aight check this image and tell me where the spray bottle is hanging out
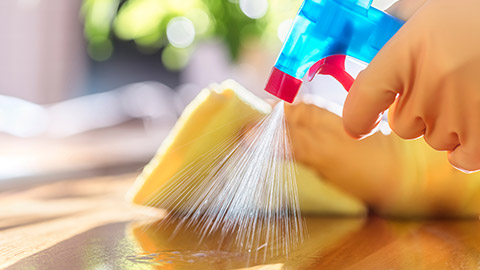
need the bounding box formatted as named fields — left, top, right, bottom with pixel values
left=265, top=0, right=404, bottom=103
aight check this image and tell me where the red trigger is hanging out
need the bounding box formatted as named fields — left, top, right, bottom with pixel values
left=307, top=55, right=354, bottom=92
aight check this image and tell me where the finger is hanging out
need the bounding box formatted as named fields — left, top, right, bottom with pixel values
left=448, top=144, right=480, bottom=173
left=310, top=106, right=348, bottom=140
left=342, top=70, right=398, bottom=139
left=343, top=20, right=414, bottom=139
left=285, top=103, right=310, bottom=127
left=387, top=102, right=426, bottom=140
left=423, top=126, right=460, bottom=152
left=288, top=126, right=317, bottom=165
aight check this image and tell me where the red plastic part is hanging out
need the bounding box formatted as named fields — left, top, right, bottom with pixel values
left=307, top=55, right=354, bottom=91
left=265, top=67, right=302, bottom=103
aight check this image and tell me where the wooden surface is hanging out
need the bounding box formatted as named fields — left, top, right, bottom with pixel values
left=0, top=174, right=150, bottom=269
left=2, top=174, right=480, bottom=269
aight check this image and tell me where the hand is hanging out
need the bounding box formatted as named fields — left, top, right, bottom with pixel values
left=285, top=101, right=403, bottom=210
left=286, top=101, right=480, bottom=217
left=343, top=0, right=480, bottom=172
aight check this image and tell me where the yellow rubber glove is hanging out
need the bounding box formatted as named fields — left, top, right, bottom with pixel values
left=286, top=101, right=480, bottom=218
left=343, top=0, right=480, bottom=172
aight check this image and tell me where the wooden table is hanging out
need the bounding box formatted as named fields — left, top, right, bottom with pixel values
left=2, top=173, right=480, bottom=269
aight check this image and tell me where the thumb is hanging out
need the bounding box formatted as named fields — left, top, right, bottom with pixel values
left=448, top=145, right=480, bottom=173
left=342, top=70, right=397, bottom=139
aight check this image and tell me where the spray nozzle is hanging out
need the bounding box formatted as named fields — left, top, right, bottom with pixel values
left=265, top=0, right=404, bottom=103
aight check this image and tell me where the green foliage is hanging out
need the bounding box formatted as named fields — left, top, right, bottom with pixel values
left=201, top=0, right=265, bottom=60
left=81, top=0, right=301, bottom=69
left=82, top=0, right=120, bottom=61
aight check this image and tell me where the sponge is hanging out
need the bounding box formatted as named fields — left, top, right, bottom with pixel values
left=127, top=80, right=366, bottom=216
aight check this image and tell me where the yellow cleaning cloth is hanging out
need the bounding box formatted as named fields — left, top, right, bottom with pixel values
left=127, top=80, right=366, bottom=216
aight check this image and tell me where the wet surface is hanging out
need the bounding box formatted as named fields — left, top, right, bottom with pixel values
left=4, top=173, right=480, bottom=270
left=8, top=216, right=480, bottom=269
left=126, top=250, right=247, bottom=268
left=6, top=217, right=362, bottom=270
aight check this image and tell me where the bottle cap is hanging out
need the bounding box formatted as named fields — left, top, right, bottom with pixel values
left=264, top=67, right=302, bottom=103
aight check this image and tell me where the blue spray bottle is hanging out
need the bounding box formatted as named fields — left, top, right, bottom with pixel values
left=265, top=0, right=404, bottom=103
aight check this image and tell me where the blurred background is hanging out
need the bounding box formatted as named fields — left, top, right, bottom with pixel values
left=0, top=0, right=397, bottom=185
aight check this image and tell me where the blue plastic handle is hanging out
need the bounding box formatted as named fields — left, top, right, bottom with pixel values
left=274, top=0, right=404, bottom=79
